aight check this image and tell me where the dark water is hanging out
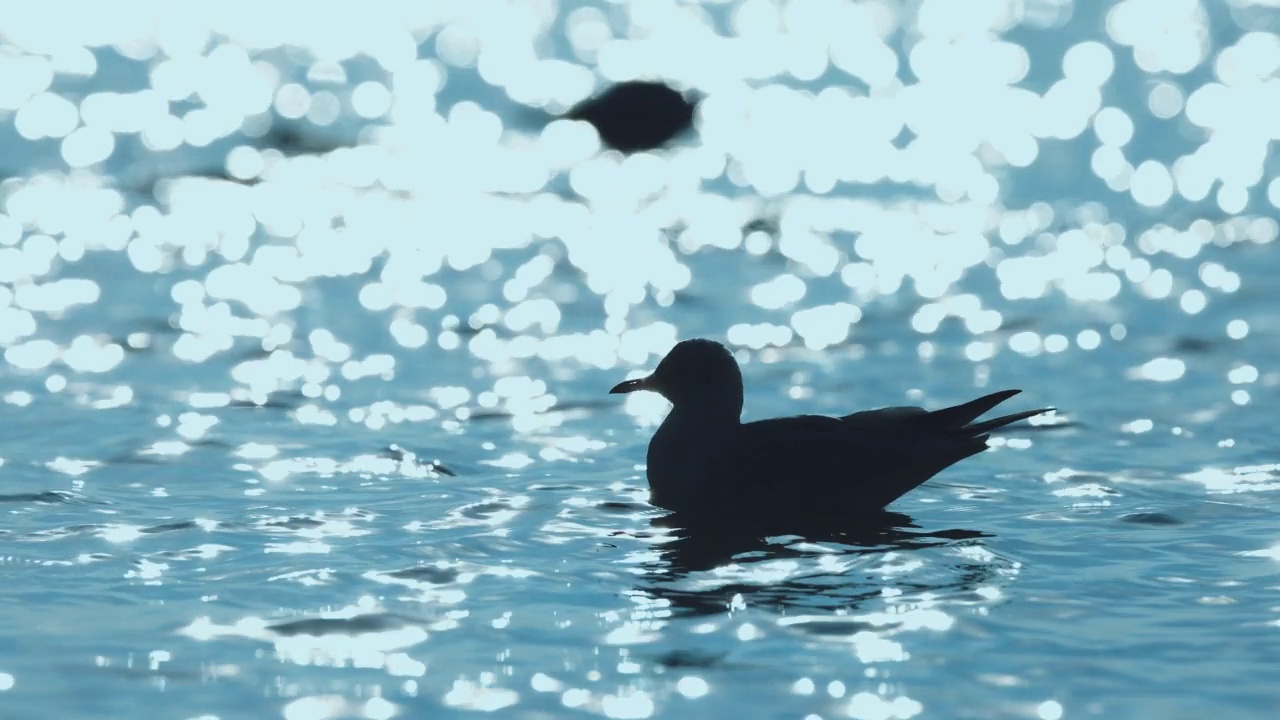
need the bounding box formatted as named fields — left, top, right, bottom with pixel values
left=2, top=2, right=1279, bottom=719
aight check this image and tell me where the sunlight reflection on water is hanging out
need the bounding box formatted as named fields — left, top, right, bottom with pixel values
left=1, top=0, right=1279, bottom=718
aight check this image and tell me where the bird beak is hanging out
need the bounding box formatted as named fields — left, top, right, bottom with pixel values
left=609, top=376, right=652, bottom=394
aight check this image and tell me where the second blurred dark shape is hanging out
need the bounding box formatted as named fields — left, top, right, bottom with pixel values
left=566, top=80, right=697, bottom=153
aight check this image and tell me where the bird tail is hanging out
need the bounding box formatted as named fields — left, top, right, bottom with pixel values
left=926, top=389, right=1051, bottom=437
left=963, top=407, right=1052, bottom=435
left=841, top=390, right=1051, bottom=510
left=925, top=389, right=1020, bottom=429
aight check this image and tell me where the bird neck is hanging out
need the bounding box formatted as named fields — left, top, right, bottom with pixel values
left=668, top=396, right=742, bottom=425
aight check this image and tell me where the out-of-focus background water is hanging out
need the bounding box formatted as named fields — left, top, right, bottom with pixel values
left=1, top=1, right=1279, bottom=718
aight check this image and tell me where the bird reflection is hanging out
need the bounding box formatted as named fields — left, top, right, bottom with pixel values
left=633, top=510, right=994, bottom=618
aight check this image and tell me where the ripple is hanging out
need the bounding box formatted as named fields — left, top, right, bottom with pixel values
left=1119, top=512, right=1184, bottom=526
left=0, top=490, right=86, bottom=505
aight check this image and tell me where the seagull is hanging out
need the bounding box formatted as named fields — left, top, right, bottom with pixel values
left=610, top=339, right=1051, bottom=524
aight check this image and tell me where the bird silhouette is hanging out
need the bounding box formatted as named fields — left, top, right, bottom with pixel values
left=610, top=339, right=1051, bottom=525
left=566, top=80, right=697, bottom=153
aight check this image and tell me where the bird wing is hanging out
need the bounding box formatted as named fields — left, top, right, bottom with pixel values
left=725, top=391, right=1047, bottom=514
left=730, top=413, right=934, bottom=512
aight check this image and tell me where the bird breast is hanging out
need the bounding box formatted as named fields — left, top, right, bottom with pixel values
left=645, top=409, right=735, bottom=509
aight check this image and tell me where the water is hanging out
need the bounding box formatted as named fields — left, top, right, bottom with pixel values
left=2, top=2, right=1279, bottom=718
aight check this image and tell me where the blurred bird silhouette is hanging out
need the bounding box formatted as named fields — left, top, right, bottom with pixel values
left=566, top=80, right=698, bottom=153
left=611, top=339, right=1052, bottom=526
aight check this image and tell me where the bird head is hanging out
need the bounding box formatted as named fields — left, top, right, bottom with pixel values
left=609, top=339, right=744, bottom=417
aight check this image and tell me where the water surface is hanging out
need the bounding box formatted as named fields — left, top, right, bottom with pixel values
left=2, top=2, right=1279, bottom=718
